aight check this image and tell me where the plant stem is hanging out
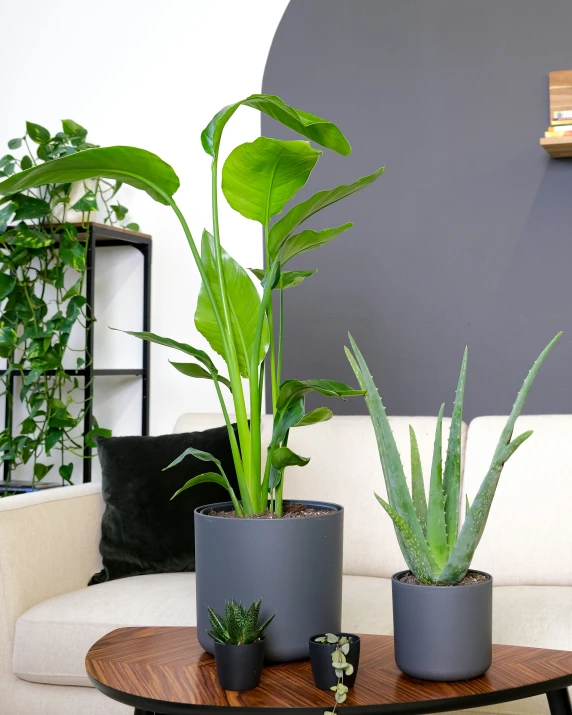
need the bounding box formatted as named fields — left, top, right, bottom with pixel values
left=211, top=160, right=253, bottom=507
left=264, top=227, right=278, bottom=411
left=168, top=194, right=253, bottom=513
left=277, top=288, right=284, bottom=388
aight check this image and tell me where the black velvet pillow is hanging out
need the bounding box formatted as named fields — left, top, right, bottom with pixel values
left=89, top=424, right=238, bottom=585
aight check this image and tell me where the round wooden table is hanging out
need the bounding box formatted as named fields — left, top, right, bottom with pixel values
left=85, top=627, right=572, bottom=715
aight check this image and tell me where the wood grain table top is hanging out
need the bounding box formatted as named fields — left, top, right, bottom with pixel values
left=85, top=627, right=572, bottom=715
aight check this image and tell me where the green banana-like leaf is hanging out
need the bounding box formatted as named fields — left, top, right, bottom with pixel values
left=249, top=267, right=317, bottom=290
left=194, top=230, right=269, bottom=377
left=222, top=138, right=321, bottom=224
left=426, top=404, right=448, bottom=570
left=374, top=493, right=436, bottom=584
left=163, top=446, right=226, bottom=475
left=268, top=167, right=385, bottom=259
left=271, top=446, right=310, bottom=470
left=276, top=378, right=364, bottom=411
left=201, top=94, right=351, bottom=159
left=170, top=360, right=232, bottom=392
left=171, top=471, right=243, bottom=516
left=0, top=146, right=179, bottom=205
left=409, top=426, right=427, bottom=537
left=439, top=331, right=562, bottom=583
left=171, top=471, right=228, bottom=498
left=439, top=431, right=533, bottom=584
left=294, top=407, right=333, bottom=427
left=271, top=397, right=304, bottom=446
left=112, top=328, right=216, bottom=371
left=345, top=336, right=439, bottom=576
left=443, top=347, right=467, bottom=551
left=280, top=223, right=353, bottom=264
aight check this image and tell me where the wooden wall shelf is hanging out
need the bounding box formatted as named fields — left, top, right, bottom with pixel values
left=540, top=136, right=572, bottom=158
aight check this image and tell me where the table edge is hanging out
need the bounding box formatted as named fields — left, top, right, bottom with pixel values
left=87, top=671, right=572, bottom=715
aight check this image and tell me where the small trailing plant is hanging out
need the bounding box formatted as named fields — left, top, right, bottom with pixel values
left=0, top=120, right=137, bottom=487
left=0, top=95, right=382, bottom=514
left=314, top=634, right=354, bottom=715
left=207, top=599, right=275, bottom=645
left=345, top=332, right=562, bottom=586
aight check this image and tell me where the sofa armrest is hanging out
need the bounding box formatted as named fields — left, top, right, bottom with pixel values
left=0, top=483, right=104, bottom=679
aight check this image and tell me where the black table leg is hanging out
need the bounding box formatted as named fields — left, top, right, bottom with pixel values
left=134, top=709, right=155, bottom=715
left=547, top=689, right=572, bottom=715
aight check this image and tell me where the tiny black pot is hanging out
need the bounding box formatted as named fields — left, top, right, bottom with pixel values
left=392, top=570, right=493, bottom=681
left=214, top=639, right=265, bottom=691
left=309, top=634, right=361, bottom=690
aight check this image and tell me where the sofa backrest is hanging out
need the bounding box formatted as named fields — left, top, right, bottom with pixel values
left=173, top=413, right=467, bottom=579
left=465, top=415, right=572, bottom=587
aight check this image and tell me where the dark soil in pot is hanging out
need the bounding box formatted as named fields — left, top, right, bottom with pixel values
left=195, top=500, right=344, bottom=663
left=214, top=639, right=265, bottom=691
left=392, top=570, right=493, bottom=681
left=309, top=634, right=360, bottom=690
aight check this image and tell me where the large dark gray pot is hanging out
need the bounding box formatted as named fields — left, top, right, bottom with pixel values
left=195, top=500, right=343, bottom=663
left=392, top=570, right=493, bottom=681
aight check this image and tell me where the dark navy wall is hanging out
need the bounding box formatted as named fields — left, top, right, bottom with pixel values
left=263, top=0, right=572, bottom=419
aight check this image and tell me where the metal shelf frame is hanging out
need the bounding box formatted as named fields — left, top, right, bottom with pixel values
left=2, top=222, right=152, bottom=484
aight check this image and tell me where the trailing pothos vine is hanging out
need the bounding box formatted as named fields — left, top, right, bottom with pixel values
left=0, top=119, right=137, bottom=488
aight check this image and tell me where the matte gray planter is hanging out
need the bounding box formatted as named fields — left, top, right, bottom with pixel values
left=392, top=570, right=493, bottom=681
left=195, top=500, right=343, bottom=663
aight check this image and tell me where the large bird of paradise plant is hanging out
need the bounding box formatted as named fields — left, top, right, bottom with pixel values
left=0, top=95, right=384, bottom=516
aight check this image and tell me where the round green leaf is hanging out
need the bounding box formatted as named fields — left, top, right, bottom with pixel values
left=222, top=137, right=321, bottom=224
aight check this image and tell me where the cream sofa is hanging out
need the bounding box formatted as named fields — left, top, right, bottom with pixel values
left=0, top=413, right=571, bottom=715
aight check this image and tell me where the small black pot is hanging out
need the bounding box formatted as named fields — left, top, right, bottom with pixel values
left=309, top=633, right=361, bottom=690
left=214, top=639, right=265, bottom=691
left=392, top=570, right=493, bottom=681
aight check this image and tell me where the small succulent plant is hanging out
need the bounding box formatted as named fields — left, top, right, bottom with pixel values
left=345, top=332, right=562, bottom=586
left=314, top=633, right=354, bottom=715
left=207, top=599, right=275, bottom=645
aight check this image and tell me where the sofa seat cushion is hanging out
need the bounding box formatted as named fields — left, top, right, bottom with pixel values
left=13, top=572, right=197, bottom=687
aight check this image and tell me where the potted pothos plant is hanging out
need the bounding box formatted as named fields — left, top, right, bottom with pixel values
left=0, top=95, right=384, bottom=661
left=345, top=332, right=561, bottom=681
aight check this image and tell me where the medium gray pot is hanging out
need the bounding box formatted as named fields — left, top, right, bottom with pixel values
left=392, top=570, right=493, bottom=681
left=195, top=500, right=343, bottom=663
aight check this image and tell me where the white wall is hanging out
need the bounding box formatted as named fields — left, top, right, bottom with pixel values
left=0, top=0, right=289, bottom=482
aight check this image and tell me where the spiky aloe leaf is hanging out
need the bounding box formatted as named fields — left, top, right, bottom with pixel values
left=374, top=494, right=436, bottom=584
left=439, top=328, right=561, bottom=584
left=426, top=404, right=448, bottom=570
left=443, top=347, right=467, bottom=551
left=345, top=336, right=439, bottom=578
left=409, top=426, right=427, bottom=536
left=439, top=430, right=532, bottom=583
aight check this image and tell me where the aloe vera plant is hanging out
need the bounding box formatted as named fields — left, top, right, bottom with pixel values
left=345, top=332, right=562, bottom=585
left=207, top=599, right=275, bottom=645
left=0, top=95, right=383, bottom=516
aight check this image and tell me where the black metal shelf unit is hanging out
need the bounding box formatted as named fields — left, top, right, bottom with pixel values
left=1, top=222, right=152, bottom=485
